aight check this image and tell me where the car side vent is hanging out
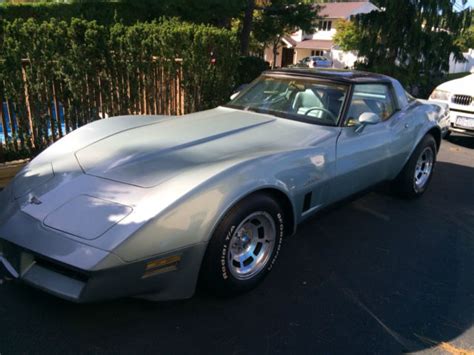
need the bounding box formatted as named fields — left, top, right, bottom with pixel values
left=452, top=95, right=473, bottom=106
left=303, top=192, right=312, bottom=212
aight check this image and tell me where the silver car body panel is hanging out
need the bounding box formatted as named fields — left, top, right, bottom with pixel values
left=0, top=70, right=444, bottom=302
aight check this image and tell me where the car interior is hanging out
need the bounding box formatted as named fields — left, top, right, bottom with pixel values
left=290, top=87, right=346, bottom=124
left=345, top=85, right=395, bottom=126
left=230, top=79, right=394, bottom=127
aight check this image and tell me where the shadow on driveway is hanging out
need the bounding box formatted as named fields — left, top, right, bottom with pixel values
left=447, top=134, right=474, bottom=149
left=0, top=162, right=473, bottom=354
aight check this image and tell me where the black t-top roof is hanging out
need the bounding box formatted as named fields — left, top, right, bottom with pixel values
left=266, top=68, right=393, bottom=84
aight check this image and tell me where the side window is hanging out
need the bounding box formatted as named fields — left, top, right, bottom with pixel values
left=344, top=84, right=395, bottom=126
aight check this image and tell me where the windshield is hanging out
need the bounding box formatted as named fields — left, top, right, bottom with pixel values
left=226, top=76, right=349, bottom=126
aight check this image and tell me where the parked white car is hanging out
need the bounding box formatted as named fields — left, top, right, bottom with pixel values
left=429, top=73, right=474, bottom=137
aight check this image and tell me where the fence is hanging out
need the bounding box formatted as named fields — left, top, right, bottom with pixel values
left=0, top=18, right=239, bottom=162
left=449, top=49, right=474, bottom=74
left=1, top=58, right=186, bottom=151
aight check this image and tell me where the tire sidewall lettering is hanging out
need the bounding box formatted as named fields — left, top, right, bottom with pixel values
left=268, top=212, right=284, bottom=272
left=219, top=211, right=284, bottom=281
left=220, top=225, right=236, bottom=280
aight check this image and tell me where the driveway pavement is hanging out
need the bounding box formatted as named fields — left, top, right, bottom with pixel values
left=0, top=134, right=473, bottom=355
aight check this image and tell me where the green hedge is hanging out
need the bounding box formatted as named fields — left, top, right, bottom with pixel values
left=0, top=18, right=239, bottom=157
left=0, top=1, right=243, bottom=27
left=237, top=56, right=270, bottom=86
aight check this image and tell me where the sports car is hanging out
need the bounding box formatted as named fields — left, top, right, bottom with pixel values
left=0, top=69, right=446, bottom=302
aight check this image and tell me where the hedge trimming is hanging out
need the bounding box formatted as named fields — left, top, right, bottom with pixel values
left=0, top=18, right=239, bottom=158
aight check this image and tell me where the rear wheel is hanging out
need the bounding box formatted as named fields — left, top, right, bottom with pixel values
left=201, top=194, right=285, bottom=295
left=392, top=134, right=437, bottom=199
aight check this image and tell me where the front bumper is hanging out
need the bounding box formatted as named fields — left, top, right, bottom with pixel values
left=0, top=210, right=207, bottom=303
left=449, top=110, right=474, bottom=136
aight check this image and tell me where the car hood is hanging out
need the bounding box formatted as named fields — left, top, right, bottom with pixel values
left=436, top=74, right=474, bottom=95
left=73, top=107, right=329, bottom=188
left=1, top=107, right=338, bottom=249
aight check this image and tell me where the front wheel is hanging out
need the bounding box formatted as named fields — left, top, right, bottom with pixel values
left=201, top=194, right=285, bottom=296
left=392, top=134, right=437, bottom=199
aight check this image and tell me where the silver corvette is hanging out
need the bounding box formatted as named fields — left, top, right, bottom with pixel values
left=0, top=69, right=447, bottom=302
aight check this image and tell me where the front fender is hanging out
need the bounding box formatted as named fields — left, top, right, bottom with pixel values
left=112, top=154, right=297, bottom=264
left=392, top=102, right=442, bottom=178
left=406, top=121, right=441, bottom=164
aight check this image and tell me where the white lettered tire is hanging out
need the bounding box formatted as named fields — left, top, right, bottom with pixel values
left=393, top=134, right=437, bottom=199
left=201, top=193, right=285, bottom=295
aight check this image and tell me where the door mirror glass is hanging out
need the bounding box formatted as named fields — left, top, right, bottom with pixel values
left=358, top=112, right=382, bottom=125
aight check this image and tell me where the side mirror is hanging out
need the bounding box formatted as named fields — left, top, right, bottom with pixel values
left=355, top=112, right=381, bottom=133
left=230, top=84, right=249, bottom=101
left=359, top=112, right=382, bottom=125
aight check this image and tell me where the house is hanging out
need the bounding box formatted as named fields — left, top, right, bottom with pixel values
left=264, top=1, right=379, bottom=68
left=449, top=49, right=474, bottom=73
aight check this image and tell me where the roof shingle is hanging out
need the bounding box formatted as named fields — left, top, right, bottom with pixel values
left=317, top=1, right=372, bottom=19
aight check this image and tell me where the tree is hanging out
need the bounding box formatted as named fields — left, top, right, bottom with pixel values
left=456, top=14, right=474, bottom=52
left=121, top=0, right=245, bottom=28
left=240, top=0, right=256, bottom=55
left=456, top=26, right=474, bottom=52
left=253, top=0, right=319, bottom=68
left=339, top=0, right=472, bottom=91
left=333, top=19, right=360, bottom=52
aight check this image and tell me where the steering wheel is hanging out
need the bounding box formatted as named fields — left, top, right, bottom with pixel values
left=304, top=107, right=337, bottom=122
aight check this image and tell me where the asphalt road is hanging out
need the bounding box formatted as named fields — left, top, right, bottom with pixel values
left=0, top=134, right=473, bottom=355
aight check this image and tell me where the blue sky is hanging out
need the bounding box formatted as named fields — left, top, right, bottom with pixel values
left=457, top=0, right=474, bottom=9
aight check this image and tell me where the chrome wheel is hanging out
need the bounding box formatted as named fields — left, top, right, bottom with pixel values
left=414, top=147, right=434, bottom=192
left=227, top=211, right=276, bottom=281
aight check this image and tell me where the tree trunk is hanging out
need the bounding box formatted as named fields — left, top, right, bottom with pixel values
left=240, top=0, right=256, bottom=56
left=272, top=37, right=281, bottom=69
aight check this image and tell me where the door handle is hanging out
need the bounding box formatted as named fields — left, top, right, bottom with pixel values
left=404, top=123, right=410, bottom=129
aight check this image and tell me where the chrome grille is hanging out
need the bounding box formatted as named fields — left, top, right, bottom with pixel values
left=452, top=95, right=473, bottom=106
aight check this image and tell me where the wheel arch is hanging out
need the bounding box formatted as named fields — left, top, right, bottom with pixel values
left=426, top=126, right=441, bottom=151
left=196, top=186, right=296, bottom=291
left=252, top=188, right=296, bottom=238
left=207, top=186, right=297, bottom=245
left=392, top=125, right=441, bottom=181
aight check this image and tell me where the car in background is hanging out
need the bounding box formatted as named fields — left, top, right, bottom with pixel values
left=429, top=73, right=474, bottom=137
left=295, top=56, right=333, bottom=68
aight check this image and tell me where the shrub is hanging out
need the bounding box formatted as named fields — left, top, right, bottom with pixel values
left=236, top=56, right=270, bottom=86
left=0, top=18, right=239, bottom=159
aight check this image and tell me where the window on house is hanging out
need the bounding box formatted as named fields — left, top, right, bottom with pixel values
left=318, top=20, right=332, bottom=31
left=311, top=50, right=324, bottom=56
